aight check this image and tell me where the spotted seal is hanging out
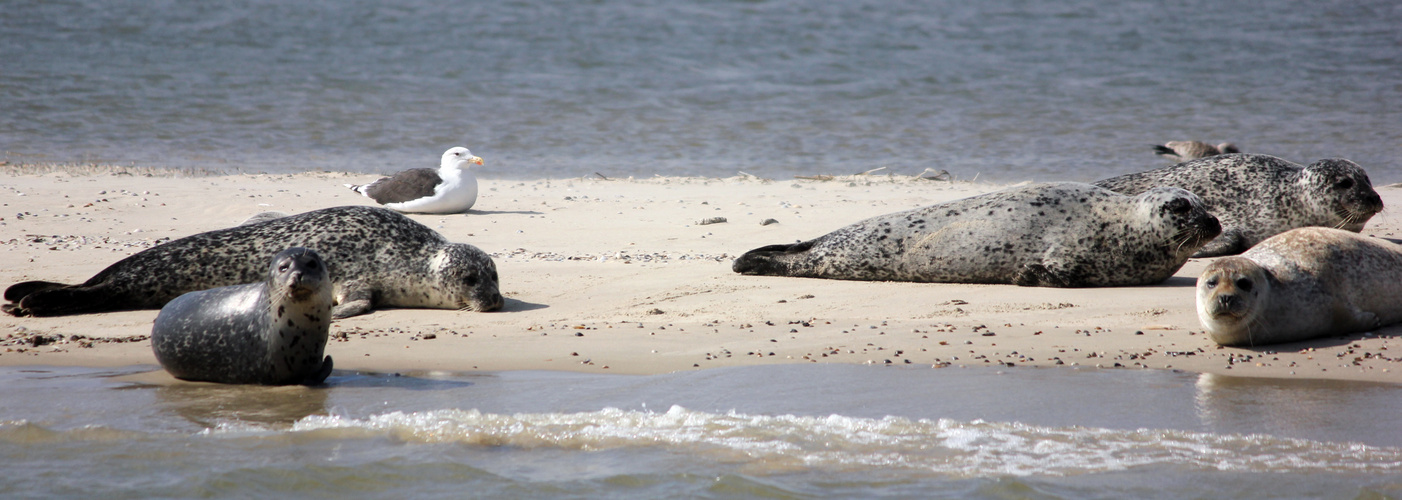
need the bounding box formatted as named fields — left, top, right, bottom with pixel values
left=733, top=182, right=1220, bottom=287
left=4, top=206, right=504, bottom=318
left=152, top=247, right=334, bottom=385
left=1196, top=227, right=1402, bottom=346
left=1094, top=153, right=1383, bottom=257
left=1152, top=140, right=1239, bottom=162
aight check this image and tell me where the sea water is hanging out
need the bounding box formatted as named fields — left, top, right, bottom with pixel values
left=2, top=0, right=1399, bottom=182
left=1, top=364, right=1400, bottom=498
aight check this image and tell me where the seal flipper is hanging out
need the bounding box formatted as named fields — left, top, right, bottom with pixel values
left=1014, top=263, right=1090, bottom=288
left=1191, top=230, right=1247, bottom=258
left=302, top=355, right=333, bottom=386
left=733, top=241, right=816, bottom=276
left=332, top=280, right=375, bottom=318
left=10, top=283, right=125, bottom=317
left=4, top=280, right=70, bottom=302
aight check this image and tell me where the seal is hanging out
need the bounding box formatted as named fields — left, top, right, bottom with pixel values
left=1196, top=227, right=1402, bottom=346
left=733, top=182, right=1221, bottom=287
left=1094, top=153, right=1383, bottom=257
left=1152, top=140, right=1239, bottom=162
left=4, top=206, right=504, bottom=318
left=151, top=247, right=335, bottom=385
left=238, top=211, right=290, bottom=226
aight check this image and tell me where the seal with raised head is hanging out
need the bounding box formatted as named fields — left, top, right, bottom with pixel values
left=1094, top=153, right=1383, bottom=257
left=4, top=206, right=504, bottom=318
left=733, top=182, right=1221, bottom=287
left=152, top=247, right=335, bottom=385
left=1196, top=227, right=1402, bottom=346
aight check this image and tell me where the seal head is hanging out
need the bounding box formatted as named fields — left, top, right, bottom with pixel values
left=1297, top=158, right=1384, bottom=232
left=1196, top=257, right=1271, bottom=346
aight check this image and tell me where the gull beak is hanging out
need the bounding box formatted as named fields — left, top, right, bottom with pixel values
left=470, top=156, right=484, bottom=166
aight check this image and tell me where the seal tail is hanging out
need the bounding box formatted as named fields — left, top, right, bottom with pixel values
left=5, top=282, right=124, bottom=317
left=1151, top=144, right=1176, bottom=157
left=5, top=280, right=70, bottom=302
left=733, top=240, right=816, bottom=276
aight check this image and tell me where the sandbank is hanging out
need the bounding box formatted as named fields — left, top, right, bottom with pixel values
left=3, top=165, right=1401, bottom=383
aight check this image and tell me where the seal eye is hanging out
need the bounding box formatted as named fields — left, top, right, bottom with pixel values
left=465, top=276, right=478, bottom=287
left=1235, top=278, right=1253, bottom=292
left=1335, top=178, right=1355, bottom=190
left=1204, top=277, right=1219, bottom=288
left=1167, top=198, right=1192, bottom=214
left=279, top=263, right=290, bottom=273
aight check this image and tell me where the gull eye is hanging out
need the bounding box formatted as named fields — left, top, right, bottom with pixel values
left=1235, top=278, right=1253, bottom=292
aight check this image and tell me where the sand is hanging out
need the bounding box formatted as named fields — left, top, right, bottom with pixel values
left=3, top=166, right=1402, bottom=383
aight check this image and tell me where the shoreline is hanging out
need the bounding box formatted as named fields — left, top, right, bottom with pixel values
left=3, top=167, right=1402, bottom=383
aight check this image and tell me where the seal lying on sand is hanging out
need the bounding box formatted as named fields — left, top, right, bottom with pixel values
left=733, top=182, right=1220, bottom=287
left=1152, top=140, right=1239, bottom=162
left=152, top=247, right=334, bottom=385
left=1095, top=154, right=1383, bottom=257
left=1197, top=227, right=1402, bottom=346
left=4, top=206, right=503, bottom=318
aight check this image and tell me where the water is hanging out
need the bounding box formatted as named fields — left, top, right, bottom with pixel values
left=2, top=364, right=1400, bottom=498
left=3, top=0, right=1399, bottom=182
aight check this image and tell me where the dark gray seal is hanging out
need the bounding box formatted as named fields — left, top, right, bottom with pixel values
left=1095, top=153, right=1383, bottom=257
left=1196, top=227, right=1402, bottom=346
left=4, top=205, right=503, bottom=318
left=152, top=247, right=334, bottom=385
left=733, top=182, right=1221, bottom=287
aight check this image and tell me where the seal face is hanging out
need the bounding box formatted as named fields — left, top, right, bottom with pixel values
left=4, top=206, right=504, bottom=318
left=1095, top=153, right=1383, bottom=257
left=152, top=247, right=335, bottom=385
left=1197, top=227, right=1402, bottom=346
left=733, top=182, right=1221, bottom=287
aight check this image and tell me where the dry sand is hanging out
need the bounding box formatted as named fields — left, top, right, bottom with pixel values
left=4, top=166, right=1402, bottom=383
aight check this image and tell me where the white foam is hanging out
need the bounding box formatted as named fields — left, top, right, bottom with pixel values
left=288, top=406, right=1402, bottom=477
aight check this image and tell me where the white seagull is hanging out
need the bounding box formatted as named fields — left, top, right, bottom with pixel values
left=346, top=147, right=484, bottom=214
left=1152, top=141, right=1240, bottom=162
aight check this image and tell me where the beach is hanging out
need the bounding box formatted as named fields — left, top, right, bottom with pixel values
left=5, top=166, right=1402, bottom=383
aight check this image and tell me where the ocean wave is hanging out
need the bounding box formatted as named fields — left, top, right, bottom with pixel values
left=288, top=405, right=1402, bottom=477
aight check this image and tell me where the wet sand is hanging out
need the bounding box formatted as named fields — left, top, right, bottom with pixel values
left=3, top=166, right=1402, bottom=382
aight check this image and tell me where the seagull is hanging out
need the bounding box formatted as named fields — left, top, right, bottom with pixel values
left=346, top=147, right=484, bottom=214
left=1152, top=141, right=1240, bottom=162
